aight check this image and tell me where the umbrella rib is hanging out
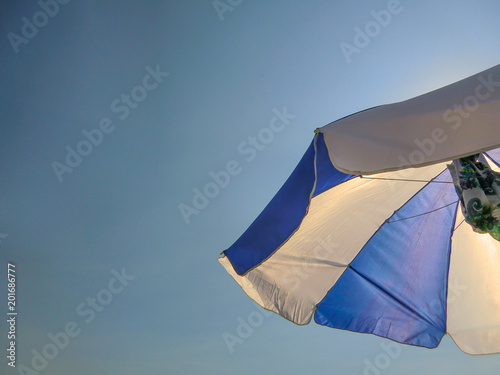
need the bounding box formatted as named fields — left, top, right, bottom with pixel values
left=360, top=176, right=453, bottom=184
left=387, top=201, right=459, bottom=224
left=453, top=218, right=466, bottom=232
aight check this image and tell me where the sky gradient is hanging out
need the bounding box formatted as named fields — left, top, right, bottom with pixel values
left=1, top=1, right=500, bottom=374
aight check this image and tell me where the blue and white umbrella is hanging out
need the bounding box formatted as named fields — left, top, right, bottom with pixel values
left=219, top=64, right=500, bottom=355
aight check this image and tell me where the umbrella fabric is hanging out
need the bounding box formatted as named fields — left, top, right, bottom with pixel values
left=219, top=132, right=500, bottom=355
left=319, top=64, right=500, bottom=175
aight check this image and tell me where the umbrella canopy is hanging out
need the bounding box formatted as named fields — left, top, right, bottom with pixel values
left=321, top=63, right=500, bottom=175
left=219, top=65, right=500, bottom=355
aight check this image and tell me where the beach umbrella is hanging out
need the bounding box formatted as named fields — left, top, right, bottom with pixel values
left=219, top=64, right=500, bottom=354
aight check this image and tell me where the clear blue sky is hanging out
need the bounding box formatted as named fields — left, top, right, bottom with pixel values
left=1, top=0, right=500, bottom=374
